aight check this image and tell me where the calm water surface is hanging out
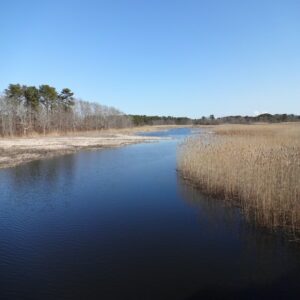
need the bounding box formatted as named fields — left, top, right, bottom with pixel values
left=0, top=128, right=299, bottom=299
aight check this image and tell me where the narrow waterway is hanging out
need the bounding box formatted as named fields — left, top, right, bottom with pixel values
left=0, top=128, right=299, bottom=299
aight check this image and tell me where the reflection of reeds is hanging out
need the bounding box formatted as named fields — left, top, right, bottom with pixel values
left=177, top=175, right=243, bottom=232
left=177, top=124, right=300, bottom=235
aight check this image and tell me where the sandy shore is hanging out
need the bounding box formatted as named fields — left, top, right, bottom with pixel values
left=0, top=126, right=175, bottom=169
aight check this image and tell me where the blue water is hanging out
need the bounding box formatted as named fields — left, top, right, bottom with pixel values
left=138, top=127, right=192, bottom=137
left=0, top=128, right=299, bottom=299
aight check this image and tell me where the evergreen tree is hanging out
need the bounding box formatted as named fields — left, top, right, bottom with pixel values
left=39, top=85, right=58, bottom=112
left=5, top=84, right=24, bottom=105
left=59, top=88, right=74, bottom=112
left=23, top=86, right=40, bottom=111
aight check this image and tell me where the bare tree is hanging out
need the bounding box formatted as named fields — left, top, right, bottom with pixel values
left=0, top=84, right=132, bottom=136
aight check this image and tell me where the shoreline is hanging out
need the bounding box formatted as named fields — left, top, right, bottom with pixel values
left=0, top=125, right=185, bottom=170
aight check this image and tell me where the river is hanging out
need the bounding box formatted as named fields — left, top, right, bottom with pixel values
left=0, top=128, right=299, bottom=299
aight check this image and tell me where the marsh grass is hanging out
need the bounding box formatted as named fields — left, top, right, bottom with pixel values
left=178, top=123, right=300, bottom=235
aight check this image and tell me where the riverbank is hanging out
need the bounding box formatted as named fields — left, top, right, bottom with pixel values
left=0, top=125, right=186, bottom=169
left=178, top=123, right=300, bottom=235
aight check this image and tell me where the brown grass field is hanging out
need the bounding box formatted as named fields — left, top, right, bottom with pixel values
left=178, top=123, right=300, bottom=236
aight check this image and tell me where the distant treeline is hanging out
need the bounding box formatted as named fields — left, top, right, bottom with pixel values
left=0, top=84, right=131, bottom=136
left=195, top=113, right=300, bottom=125
left=130, top=115, right=193, bottom=126
left=131, top=113, right=300, bottom=126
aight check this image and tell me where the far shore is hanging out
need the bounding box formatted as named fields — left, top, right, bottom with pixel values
left=0, top=125, right=189, bottom=169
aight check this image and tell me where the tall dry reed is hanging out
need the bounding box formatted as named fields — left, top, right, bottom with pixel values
left=178, top=124, right=300, bottom=234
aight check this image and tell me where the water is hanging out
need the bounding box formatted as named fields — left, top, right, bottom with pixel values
left=0, top=128, right=299, bottom=299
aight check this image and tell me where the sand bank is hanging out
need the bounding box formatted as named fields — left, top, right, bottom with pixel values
left=0, top=131, right=162, bottom=169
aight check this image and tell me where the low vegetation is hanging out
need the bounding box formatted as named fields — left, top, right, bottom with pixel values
left=178, top=123, right=300, bottom=235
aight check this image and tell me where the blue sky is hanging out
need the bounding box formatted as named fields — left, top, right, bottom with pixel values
left=1, top=0, right=299, bottom=118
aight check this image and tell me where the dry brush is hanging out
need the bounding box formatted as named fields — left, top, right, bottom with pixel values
left=178, top=124, right=300, bottom=235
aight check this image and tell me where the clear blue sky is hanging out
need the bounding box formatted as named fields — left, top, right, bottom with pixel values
left=1, top=0, right=299, bottom=118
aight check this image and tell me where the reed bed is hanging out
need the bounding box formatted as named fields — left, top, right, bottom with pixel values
left=178, top=123, right=300, bottom=235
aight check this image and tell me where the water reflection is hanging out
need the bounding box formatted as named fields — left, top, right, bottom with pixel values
left=177, top=175, right=300, bottom=298
left=9, top=154, right=76, bottom=188
left=178, top=175, right=241, bottom=229
left=177, top=173, right=292, bottom=245
left=0, top=154, right=77, bottom=211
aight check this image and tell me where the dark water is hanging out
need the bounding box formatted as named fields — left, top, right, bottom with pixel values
left=0, top=128, right=300, bottom=299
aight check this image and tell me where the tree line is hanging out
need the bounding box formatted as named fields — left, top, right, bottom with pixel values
left=0, top=84, right=132, bottom=136
left=194, top=113, right=300, bottom=125
left=131, top=113, right=300, bottom=126
left=1, top=84, right=299, bottom=136
left=130, top=115, right=193, bottom=126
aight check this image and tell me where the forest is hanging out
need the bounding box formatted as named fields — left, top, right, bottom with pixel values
left=0, top=84, right=132, bottom=136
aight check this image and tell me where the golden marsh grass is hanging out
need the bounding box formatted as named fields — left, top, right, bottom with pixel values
left=178, top=123, right=300, bottom=234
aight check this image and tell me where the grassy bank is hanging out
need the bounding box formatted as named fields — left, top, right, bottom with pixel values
left=0, top=125, right=191, bottom=169
left=177, top=123, right=300, bottom=235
